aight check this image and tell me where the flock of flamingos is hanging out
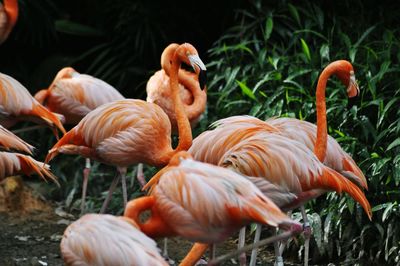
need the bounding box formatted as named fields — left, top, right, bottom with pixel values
left=0, top=0, right=372, bottom=265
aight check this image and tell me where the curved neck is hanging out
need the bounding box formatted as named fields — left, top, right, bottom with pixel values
left=124, top=196, right=174, bottom=238
left=4, top=0, right=18, bottom=30
left=178, top=70, right=207, bottom=121
left=168, top=48, right=193, bottom=153
left=314, top=63, right=338, bottom=162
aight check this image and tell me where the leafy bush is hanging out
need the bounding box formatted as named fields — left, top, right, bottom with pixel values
left=205, top=0, right=400, bottom=264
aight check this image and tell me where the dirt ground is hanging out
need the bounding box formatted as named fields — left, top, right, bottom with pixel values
left=0, top=177, right=301, bottom=266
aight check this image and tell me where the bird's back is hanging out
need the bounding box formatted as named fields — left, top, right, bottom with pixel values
left=61, top=214, right=168, bottom=266
left=267, top=117, right=367, bottom=189
left=153, top=159, right=293, bottom=243
left=46, top=73, right=124, bottom=124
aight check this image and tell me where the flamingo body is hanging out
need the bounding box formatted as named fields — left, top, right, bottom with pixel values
left=126, top=155, right=299, bottom=243
left=47, top=99, right=174, bottom=167
left=35, top=67, right=124, bottom=125
left=61, top=214, right=168, bottom=266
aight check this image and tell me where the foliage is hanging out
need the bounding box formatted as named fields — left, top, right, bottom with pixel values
left=205, top=0, right=400, bottom=264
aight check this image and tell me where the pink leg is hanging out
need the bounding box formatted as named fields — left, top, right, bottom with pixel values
left=118, top=167, right=128, bottom=209
left=99, top=172, right=120, bottom=214
left=81, top=158, right=91, bottom=215
left=301, top=205, right=311, bottom=266
left=136, top=163, right=147, bottom=188
left=209, top=223, right=303, bottom=266
left=249, top=224, right=262, bottom=266
left=238, top=227, right=247, bottom=266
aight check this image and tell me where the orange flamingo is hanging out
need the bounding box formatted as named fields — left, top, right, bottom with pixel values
left=0, top=72, right=66, bottom=137
left=35, top=67, right=125, bottom=213
left=61, top=214, right=168, bottom=266
left=0, top=0, right=18, bottom=45
left=46, top=43, right=206, bottom=213
left=0, top=126, right=56, bottom=183
left=34, top=67, right=125, bottom=125
left=146, top=43, right=207, bottom=132
left=186, top=60, right=370, bottom=266
left=126, top=151, right=303, bottom=263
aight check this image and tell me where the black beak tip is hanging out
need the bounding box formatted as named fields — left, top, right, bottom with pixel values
left=199, top=69, right=207, bottom=90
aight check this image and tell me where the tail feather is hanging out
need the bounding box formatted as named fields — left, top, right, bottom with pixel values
left=46, top=129, right=85, bottom=163
left=342, top=156, right=368, bottom=189
left=0, top=126, right=34, bottom=154
left=226, top=196, right=296, bottom=229
left=31, top=104, right=66, bottom=136
left=17, top=154, right=59, bottom=185
left=310, top=167, right=372, bottom=220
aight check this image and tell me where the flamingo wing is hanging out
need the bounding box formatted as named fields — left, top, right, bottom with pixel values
left=0, top=152, right=57, bottom=183
left=61, top=214, right=168, bottom=266
left=152, top=158, right=293, bottom=243
left=47, top=99, right=173, bottom=167
left=50, top=73, right=124, bottom=118
left=0, top=73, right=65, bottom=134
left=267, top=117, right=368, bottom=189
left=219, top=133, right=372, bottom=219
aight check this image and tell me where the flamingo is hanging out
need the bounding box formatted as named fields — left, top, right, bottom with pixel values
left=61, top=214, right=168, bottom=266
left=35, top=67, right=125, bottom=213
left=0, top=126, right=57, bottom=183
left=0, top=0, right=18, bottom=45
left=146, top=43, right=207, bottom=132
left=146, top=43, right=207, bottom=259
left=0, top=73, right=66, bottom=137
left=34, top=67, right=125, bottom=125
left=126, top=151, right=303, bottom=264
left=46, top=43, right=207, bottom=213
left=186, top=60, right=371, bottom=266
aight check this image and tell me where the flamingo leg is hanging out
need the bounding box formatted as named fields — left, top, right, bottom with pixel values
left=210, top=244, right=216, bottom=260
left=249, top=224, right=262, bottom=266
left=209, top=224, right=303, bottom=266
left=238, top=226, right=247, bottom=266
left=301, top=206, right=311, bottom=266
left=273, top=229, right=284, bottom=266
left=118, top=167, right=128, bottom=209
left=80, top=158, right=91, bottom=215
left=99, top=172, right=121, bottom=214
left=136, top=163, right=147, bottom=188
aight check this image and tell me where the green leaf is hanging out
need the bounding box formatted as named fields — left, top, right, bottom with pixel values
left=300, top=38, right=311, bottom=62
left=387, top=138, right=400, bottom=151
left=236, top=80, right=257, bottom=101
left=288, top=3, right=301, bottom=26
left=264, top=17, right=273, bottom=40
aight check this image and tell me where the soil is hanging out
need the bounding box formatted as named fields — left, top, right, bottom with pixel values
left=0, top=177, right=302, bottom=266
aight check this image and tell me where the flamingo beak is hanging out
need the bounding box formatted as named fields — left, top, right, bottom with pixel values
left=347, top=71, right=359, bottom=98
left=188, top=54, right=207, bottom=90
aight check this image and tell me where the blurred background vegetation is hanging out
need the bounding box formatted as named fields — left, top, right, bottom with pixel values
left=1, top=0, right=399, bottom=265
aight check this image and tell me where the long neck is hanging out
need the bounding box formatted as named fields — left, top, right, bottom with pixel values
left=169, top=52, right=192, bottom=152
left=124, top=196, right=174, bottom=238
left=178, top=70, right=207, bottom=121
left=4, top=0, right=18, bottom=30
left=314, top=63, right=337, bottom=162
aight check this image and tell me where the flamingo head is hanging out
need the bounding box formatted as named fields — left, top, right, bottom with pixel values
left=335, top=61, right=360, bottom=98
left=176, top=43, right=207, bottom=90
